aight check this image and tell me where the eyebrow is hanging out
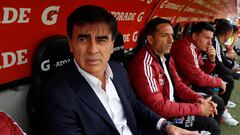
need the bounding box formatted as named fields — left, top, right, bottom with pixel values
left=160, top=32, right=174, bottom=36
left=77, top=34, right=109, bottom=40
left=77, top=34, right=90, bottom=39
left=96, top=35, right=109, bottom=40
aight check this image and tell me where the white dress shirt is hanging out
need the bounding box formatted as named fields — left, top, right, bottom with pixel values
left=74, top=60, right=132, bottom=135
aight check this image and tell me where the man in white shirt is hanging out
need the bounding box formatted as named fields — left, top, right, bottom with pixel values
left=39, top=5, right=199, bottom=135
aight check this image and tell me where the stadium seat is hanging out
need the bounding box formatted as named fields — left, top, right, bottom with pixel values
left=173, top=23, right=183, bottom=40
left=183, top=23, right=193, bottom=37
left=26, top=35, right=72, bottom=135
left=110, top=32, right=125, bottom=63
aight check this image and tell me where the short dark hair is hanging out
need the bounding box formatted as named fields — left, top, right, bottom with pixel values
left=136, top=18, right=172, bottom=51
left=215, top=20, right=233, bottom=36
left=66, top=5, right=118, bottom=40
left=191, top=21, right=215, bottom=35
left=144, top=17, right=172, bottom=36
left=214, top=18, right=230, bottom=25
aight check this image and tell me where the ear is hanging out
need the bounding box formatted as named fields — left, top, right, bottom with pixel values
left=146, top=35, right=153, bottom=45
left=192, top=33, right=196, bottom=40
left=224, top=33, right=228, bottom=40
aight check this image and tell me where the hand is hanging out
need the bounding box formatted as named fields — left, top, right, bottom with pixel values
left=226, top=51, right=236, bottom=60
left=206, top=98, right=218, bottom=117
left=206, top=45, right=216, bottom=62
left=231, top=66, right=240, bottom=72
left=199, top=96, right=216, bottom=117
left=166, top=124, right=200, bottom=135
left=196, top=98, right=204, bottom=103
left=219, top=80, right=227, bottom=95
left=197, top=97, right=217, bottom=117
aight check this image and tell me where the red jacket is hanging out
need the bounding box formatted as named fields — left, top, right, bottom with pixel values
left=128, top=44, right=203, bottom=119
left=171, top=36, right=222, bottom=88
left=0, top=111, right=25, bottom=135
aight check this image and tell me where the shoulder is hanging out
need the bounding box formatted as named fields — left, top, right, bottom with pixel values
left=40, top=72, right=71, bottom=102
left=109, top=61, right=128, bottom=77
left=130, top=46, right=155, bottom=68
left=172, top=37, right=191, bottom=56
left=109, top=61, right=126, bottom=73
left=40, top=62, right=79, bottom=99
left=173, top=37, right=191, bottom=47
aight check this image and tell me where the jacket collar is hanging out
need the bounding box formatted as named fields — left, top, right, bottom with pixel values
left=63, top=61, right=117, bottom=131
left=145, top=43, right=171, bottom=65
left=111, top=75, right=138, bottom=134
left=187, top=36, right=201, bottom=54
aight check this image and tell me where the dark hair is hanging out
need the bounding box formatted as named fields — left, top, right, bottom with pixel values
left=67, top=5, right=118, bottom=40
left=232, top=24, right=238, bottom=34
left=144, top=17, right=172, bottom=36
left=213, top=18, right=221, bottom=25
left=215, top=20, right=232, bottom=36
left=191, top=21, right=215, bottom=35
left=214, top=18, right=230, bottom=25
left=135, top=18, right=172, bottom=53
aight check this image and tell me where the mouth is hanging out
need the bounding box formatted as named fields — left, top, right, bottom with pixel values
left=86, top=59, right=100, bottom=65
left=167, top=45, right=172, bottom=49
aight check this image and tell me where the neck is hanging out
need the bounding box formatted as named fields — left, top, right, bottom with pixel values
left=159, top=54, right=165, bottom=59
left=101, top=75, right=106, bottom=91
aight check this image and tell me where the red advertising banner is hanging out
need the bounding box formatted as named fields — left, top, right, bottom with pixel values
left=148, top=0, right=237, bottom=25
left=0, top=0, right=237, bottom=88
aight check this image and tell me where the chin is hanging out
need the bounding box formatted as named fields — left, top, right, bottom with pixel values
left=165, top=50, right=171, bottom=54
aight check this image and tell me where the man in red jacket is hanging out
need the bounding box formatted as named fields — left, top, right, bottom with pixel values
left=171, top=21, right=237, bottom=125
left=171, top=22, right=226, bottom=94
left=128, top=18, right=224, bottom=135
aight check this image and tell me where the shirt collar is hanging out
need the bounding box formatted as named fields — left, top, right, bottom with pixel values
left=160, top=56, right=166, bottom=63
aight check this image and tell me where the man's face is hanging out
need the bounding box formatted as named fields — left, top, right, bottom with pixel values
left=147, top=23, right=174, bottom=56
left=192, top=30, right=213, bottom=51
left=69, top=23, right=114, bottom=79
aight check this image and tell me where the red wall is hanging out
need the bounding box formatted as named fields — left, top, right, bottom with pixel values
left=0, top=0, right=237, bottom=86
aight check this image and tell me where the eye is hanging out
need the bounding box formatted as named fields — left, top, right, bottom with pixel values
left=98, top=38, right=108, bottom=42
left=77, top=37, right=87, bottom=42
left=160, top=33, right=173, bottom=38
left=97, top=36, right=109, bottom=43
left=161, top=33, right=168, bottom=37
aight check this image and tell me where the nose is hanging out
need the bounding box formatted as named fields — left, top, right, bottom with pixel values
left=208, top=39, right=212, bottom=46
left=87, top=39, right=98, bottom=53
left=168, top=35, right=174, bottom=43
